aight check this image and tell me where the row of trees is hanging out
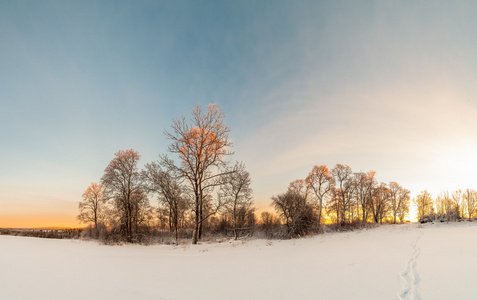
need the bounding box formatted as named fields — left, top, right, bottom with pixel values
left=77, top=103, right=475, bottom=244
left=271, top=164, right=411, bottom=236
left=78, top=103, right=414, bottom=243
left=78, top=104, right=254, bottom=244
left=414, top=189, right=477, bottom=221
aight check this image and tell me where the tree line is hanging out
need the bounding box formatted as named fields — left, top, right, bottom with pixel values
left=77, top=103, right=473, bottom=245
left=413, top=189, right=477, bottom=222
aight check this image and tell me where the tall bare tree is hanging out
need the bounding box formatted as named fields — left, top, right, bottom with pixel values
left=143, top=161, right=188, bottom=242
left=305, top=165, right=334, bottom=225
left=371, top=183, right=391, bottom=223
left=77, top=182, right=105, bottom=231
left=414, top=190, right=434, bottom=220
left=101, top=149, right=146, bottom=242
left=397, top=194, right=410, bottom=223
left=331, top=164, right=353, bottom=225
left=326, top=187, right=341, bottom=224
left=436, top=193, right=446, bottom=217
left=164, top=103, right=233, bottom=244
left=131, top=189, right=153, bottom=234
left=353, top=171, right=376, bottom=222
left=463, top=189, right=477, bottom=219
left=451, top=189, right=463, bottom=219
left=219, top=162, right=253, bottom=240
left=435, top=191, right=456, bottom=221
left=389, top=182, right=410, bottom=224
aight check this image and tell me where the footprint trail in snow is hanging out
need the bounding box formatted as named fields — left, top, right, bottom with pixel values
left=399, top=230, right=422, bottom=300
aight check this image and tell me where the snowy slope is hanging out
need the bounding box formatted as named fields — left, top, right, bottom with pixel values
left=1, top=222, right=476, bottom=300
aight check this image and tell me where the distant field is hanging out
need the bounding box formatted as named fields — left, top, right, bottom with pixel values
left=1, top=222, right=477, bottom=300
left=0, top=227, right=83, bottom=239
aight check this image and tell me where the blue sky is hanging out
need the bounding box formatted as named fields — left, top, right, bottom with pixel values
left=1, top=1, right=477, bottom=226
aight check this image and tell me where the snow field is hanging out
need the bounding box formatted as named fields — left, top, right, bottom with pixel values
left=1, top=222, right=476, bottom=300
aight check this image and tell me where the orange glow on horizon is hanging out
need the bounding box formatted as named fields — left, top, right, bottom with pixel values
left=0, top=213, right=82, bottom=229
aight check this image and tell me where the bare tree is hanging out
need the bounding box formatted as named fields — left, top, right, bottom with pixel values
left=143, top=161, right=189, bottom=243
left=101, top=149, right=147, bottom=242
left=157, top=206, right=170, bottom=230
left=272, top=180, right=315, bottom=237
left=435, top=191, right=456, bottom=221
left=353, top=171, right=376, bottom=222
left=331, top=164, right=354, bottom=225
left=463, top=189, right=477, bottom=219
left=272, top=192, right=294, bottom=233
left=436, top=193, right=446, bottom=218
left=131, top=189, right=154, bottom=234
left=397, top=194, right=410, bottom=223
left=260, top=211, right=279, bottom=238
left=163, top=103, right=233, bottom=244
left=326, top=187, right=341, bottom=224
left=389, top=182, right=410, bottom=224
left=288, top=179, right=310, bottom=199
left=413, top=190, right=434, bottom=220
left=451, top=189, right=463, bottom=219
left=219, top=162, right=253, bottom=240
left=371, top=183, right=391, bottom=223
left=260, top=211, right=277, bottom=226
left=77, top=182, right=105, bottom=232
left=305, top=165, right=334, bottom=226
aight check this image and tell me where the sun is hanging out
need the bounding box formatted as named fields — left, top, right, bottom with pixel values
left=432, top=141, right=477, bottom=190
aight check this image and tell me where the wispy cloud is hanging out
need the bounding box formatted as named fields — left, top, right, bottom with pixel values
left=1, top=1, right=477, bottom=224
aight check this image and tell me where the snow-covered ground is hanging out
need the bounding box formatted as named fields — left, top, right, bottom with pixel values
left=1, top=222, right=477, bottom=300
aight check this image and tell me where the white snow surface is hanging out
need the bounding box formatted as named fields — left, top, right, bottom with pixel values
left=1, top=222, right=477, bottom=300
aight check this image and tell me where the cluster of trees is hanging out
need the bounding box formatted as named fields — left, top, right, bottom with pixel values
left=77, top=103, right=416, bottom=244
left=78, top=104, right=254, bottom=244
left=414, top=189, right=477, bottom=221
left=77, top=103, right=476, bottom=245
left=271, top=164, right=411, bottom=236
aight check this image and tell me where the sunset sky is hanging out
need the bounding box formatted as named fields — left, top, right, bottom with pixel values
left=1, top=1, right=477, bottom=227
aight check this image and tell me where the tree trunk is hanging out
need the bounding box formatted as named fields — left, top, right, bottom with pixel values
left=94, top=210, right=97, bottom=230
left=233, top=203, right=238, bottom=240
left=198, top=201, right=203, bottom=239
left=191, top=186, right=200, bottom=244
left=169, top=207, right=173, bottom=232
left=193, top=192, right=200, bottom=244
left=128, top=202, right=133, bottom=242
left=192, top=228, right=199, bottom=244
left=340, top=203, right=346, bottom=226
left=361, top=203, right=366, bottom=222
left=317, top=198, right=323, bottom=226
